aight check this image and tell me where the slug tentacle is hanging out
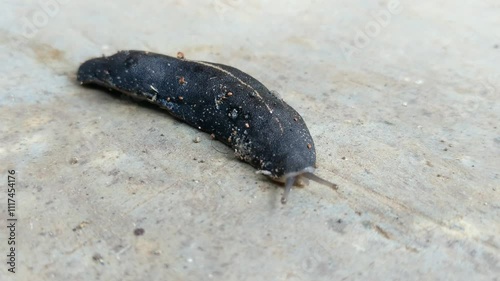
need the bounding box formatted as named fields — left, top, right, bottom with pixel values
left=281, top=176, right=296, bottom=204
left=303, top=173, right=338, bottom=190
left=279, top=171, right=338, bottom=204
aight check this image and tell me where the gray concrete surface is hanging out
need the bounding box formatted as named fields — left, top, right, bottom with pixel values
left=1, top=0, right=499, bottom=280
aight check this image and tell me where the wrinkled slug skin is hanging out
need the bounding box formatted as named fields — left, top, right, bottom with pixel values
left=77, top=50, right=316, bottom=178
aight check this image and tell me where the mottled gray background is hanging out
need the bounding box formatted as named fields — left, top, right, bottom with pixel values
left=0, top=0, right=499, bottom=280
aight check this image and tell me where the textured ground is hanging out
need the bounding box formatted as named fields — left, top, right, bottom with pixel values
left=1, top=1, right=499, bottom=280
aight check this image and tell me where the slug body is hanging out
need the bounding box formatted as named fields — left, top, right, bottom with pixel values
left=77, top=50, right=335, bottom=203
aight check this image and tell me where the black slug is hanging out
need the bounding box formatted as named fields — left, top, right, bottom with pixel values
left=77, top=50, right=337, bottom=203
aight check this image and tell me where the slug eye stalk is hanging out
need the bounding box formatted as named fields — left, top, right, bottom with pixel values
left=281, top=173, right=338, bottom=204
